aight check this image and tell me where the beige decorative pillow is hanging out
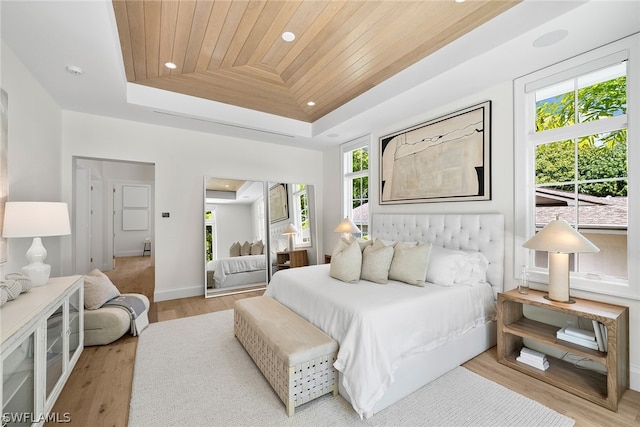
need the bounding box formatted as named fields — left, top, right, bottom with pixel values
left=389, top=242, right=432, bottom=286
left=357, top=238, right=373, bottom=252
left=240, top=241, right=251, bottom=256
left=250, top=240, right=264, bottom=255
left=330, top=238, right=362, bottom=283
left=360, top=240, right=394, bottom=284
left=229, top=242, right=241, bottom=257
left=84, top=269, right=121, bottom=310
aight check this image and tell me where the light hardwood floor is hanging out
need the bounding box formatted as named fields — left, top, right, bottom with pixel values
left=47, top=256, right=640, bottom=426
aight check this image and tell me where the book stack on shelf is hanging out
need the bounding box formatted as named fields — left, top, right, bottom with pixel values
left=516, top=347, right=549, bottom=371
left=556, top=322, right=607, bottom=351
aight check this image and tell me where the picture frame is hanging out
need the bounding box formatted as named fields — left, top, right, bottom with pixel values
left=269, top=183, right=288, bottom=223
left=380, top=101, right=491, bottom=204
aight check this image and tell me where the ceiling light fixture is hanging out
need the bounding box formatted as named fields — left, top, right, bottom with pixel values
left=307, top=101, right=315, bottom=106
left=164, top=62, right=177, bottom=69
left=282, top=32, right=296, bottom=42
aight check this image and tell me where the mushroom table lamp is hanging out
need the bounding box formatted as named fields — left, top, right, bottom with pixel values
left=522, top=216, right=599, bottom=303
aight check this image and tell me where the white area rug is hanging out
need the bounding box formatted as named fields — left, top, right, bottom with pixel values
left=129, top=310, right=575, bottom=427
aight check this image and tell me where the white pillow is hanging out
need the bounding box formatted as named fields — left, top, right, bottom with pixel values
left=84, top=269, right=121, bottom=310
left=455, top=251, right=490, bottom=286
left=229, top=241, right=241, bottom=257
left=426, top=246, right=467, bottom=287
left=360, top=240, right=394, bottom=284
left=389, top=242, right=432, bottom=286
left=330, top=238, right=362, bottom=283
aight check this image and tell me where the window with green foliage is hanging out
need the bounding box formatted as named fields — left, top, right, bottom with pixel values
left=515, top=35, right=638, bottom=298
left=342, top=137, right=370, bottom=239
left=292, top=184, right=311, bottom=246
left=204, top=209, right=216, bottom=262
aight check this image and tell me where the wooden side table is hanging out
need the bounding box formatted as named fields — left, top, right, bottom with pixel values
left=497, top=288, right=628, bottom=411
left=276, top=249, right=308, bottom=270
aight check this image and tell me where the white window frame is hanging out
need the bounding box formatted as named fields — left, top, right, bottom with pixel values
left=514, top=34, right=639, bottom=300
left=291, top=184, right=311, bottom=247
left=204, top=206, right=217, bottom=261
left=341, top=135, right=371, bottom=239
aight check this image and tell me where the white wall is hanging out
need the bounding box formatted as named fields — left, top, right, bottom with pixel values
left=213, top=203, right=256, bottom=258
left=0, top=42, right=66, bottom=279
left=60, top=111, right=323, bottom=302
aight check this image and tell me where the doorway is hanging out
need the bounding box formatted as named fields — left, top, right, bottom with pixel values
left=72, top=157, right=155, bottom=275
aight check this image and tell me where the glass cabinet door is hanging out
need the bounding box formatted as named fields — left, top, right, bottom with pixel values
left=2, top=332, right=35, bottom=427
left=45, top=306, right=64, bottom=400
left=68, top=288, right=81, bottom=360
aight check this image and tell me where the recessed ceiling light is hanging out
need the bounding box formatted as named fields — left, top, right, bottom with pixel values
left=164, top=62, right=177, bottom=69
left=307, top=101, right=315, bottom=106
left=66, top=65, right=83, bottom=76
left=533, top=30, right=568, bottom=48
left=454, top=0, right=466, bottom=3
left=282, top=32, right=296, bottom=42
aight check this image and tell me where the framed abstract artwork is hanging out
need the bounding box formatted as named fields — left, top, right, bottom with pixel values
left=269, top=183, right=288, bottom=223
left=380, top=101, right=491, bottom=204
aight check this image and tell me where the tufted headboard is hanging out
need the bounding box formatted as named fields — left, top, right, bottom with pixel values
left=371, top=214, right=504, bottom=299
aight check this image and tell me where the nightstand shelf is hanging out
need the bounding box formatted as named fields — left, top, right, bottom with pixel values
left=276, top=249, right=308, bottom=270
left=497, top=289, right=628, bottom=411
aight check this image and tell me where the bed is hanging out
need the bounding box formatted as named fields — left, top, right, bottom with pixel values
left=264, top=213, right=504, bottom=418
left=206, top=254, right=267, bottom=289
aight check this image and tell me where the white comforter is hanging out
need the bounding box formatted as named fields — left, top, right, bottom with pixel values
left=207, top=255, right=266, bottom=285
left=264, top=264, right=496, bottom=418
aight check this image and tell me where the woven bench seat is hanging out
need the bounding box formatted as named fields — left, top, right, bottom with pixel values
left=234, top=296, right=338, bottom=416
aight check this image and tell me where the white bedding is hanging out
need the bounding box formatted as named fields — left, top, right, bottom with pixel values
left=207, top=255, right=266, bottom=288
left=264, top=264, right=496, bottom=418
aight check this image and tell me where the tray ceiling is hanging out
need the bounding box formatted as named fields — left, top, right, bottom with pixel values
left=112, top=0, right=519, bottom=123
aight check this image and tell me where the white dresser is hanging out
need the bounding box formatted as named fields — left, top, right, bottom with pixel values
left=1, top=275, right=84, bottom=426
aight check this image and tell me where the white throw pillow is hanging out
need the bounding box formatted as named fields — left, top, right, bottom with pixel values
left=330, top=238, right=362, bottom=283
left=389, top=242, right=432, bottom=286
left=454, top=251, right=490, bottom=286
left=229, top=242, right=241, bottom=257
left=360, top=240, right=395, bottom=284
left=240, top=241, right=251, bottom=256
left=84, top=269, right=121, bottom=310
left=426, top=247, right=490, bottom=287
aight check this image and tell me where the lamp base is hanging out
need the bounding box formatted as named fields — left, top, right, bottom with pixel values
left=543, top=295, right=575, bottom=304
left=22, top=262, right=51, bottom=287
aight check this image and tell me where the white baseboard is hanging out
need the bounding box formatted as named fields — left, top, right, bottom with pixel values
left=154, top=284, right=203, bottom=302
left=630, top=364, right=640, bottom=391
left=115, top=250, right=146, bottom=257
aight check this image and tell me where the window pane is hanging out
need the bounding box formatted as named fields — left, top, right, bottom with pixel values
left=578, top=181, right=627, bottom=228
left=535, top=140, right=575, bottom=184
left=577, top=130, right=627, bottom=184
left=535, top=184, right=576, bottom=227
left=577, top=64, right=626, bottom=123
left=351, top=147, right=369, bottom=173
left=535, top=81, right=575, bottom=132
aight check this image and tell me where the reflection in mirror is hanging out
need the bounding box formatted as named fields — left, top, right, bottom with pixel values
left=204, top=177, right=268, bottom=298
left=268, top=183, right=318, bottom=278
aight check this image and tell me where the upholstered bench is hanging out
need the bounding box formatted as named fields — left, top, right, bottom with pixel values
left=234, top=296, right=338, bottom=416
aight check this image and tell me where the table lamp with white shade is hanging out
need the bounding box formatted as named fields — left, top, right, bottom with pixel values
left=334, top=217, right=361, bottom=240
left=2, top=202, right=71, bottom=286
left=282, top=223, right=300, bottom=252
left=522, top=215, right=599, bottom=303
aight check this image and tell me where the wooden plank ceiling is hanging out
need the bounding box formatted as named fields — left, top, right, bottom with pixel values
left=113, top=0, right=519, bottom=123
